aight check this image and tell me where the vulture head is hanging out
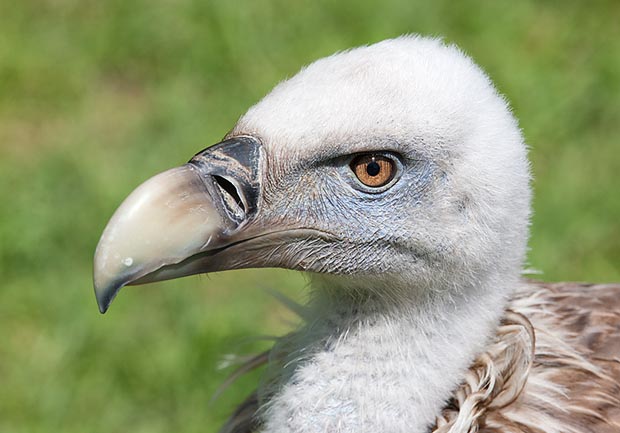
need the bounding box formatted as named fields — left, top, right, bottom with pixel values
left=94, top=36, right=533, bottom=432
left=95, top=36, right=530, bottom=309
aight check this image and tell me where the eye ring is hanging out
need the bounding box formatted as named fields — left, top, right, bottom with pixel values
left=350, top=153, right=398, bottom=189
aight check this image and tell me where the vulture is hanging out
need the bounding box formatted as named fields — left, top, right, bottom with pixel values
left=93, top=36, right=620, bottom=433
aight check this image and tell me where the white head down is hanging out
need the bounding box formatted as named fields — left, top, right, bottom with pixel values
left=232, top=35, right=531, bottom=300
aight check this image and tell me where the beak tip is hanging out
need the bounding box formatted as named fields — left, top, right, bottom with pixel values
left=96, top=295, right=109, bottom=314
left=94, top=280, right=121, bottom=314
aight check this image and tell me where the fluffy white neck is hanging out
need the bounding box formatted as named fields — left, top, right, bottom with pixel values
left=258, top=275, right=513, bottom=433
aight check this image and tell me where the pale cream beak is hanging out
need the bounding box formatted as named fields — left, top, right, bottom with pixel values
left=93, top=136, right=262, bottom=313
left=93, top=165, right=234, bottom=312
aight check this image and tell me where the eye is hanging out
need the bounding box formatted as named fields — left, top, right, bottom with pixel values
left=350, top=154, right=396, bottom=188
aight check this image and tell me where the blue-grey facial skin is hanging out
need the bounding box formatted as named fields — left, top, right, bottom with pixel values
left=233, top=136, right=446, bottom=278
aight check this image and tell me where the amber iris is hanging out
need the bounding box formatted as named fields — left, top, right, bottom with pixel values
left=351, top=154, right=395, bottom=187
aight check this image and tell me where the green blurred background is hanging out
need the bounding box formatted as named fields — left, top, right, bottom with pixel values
left=1, top=1, right=618, bottom=431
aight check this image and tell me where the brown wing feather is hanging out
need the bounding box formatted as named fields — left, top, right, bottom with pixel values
left=220, top=281, right=620, bottom=432
left=540, top=282, right=620, bottom=361
left=437, top=281, right=620, bottom=433
left=517, top=281, right=620, bottom=432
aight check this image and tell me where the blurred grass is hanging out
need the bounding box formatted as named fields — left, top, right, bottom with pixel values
left=0, top=0, right=618, bottom=432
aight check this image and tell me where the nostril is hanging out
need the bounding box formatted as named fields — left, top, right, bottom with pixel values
left=213, top=175, right=245, bottom=215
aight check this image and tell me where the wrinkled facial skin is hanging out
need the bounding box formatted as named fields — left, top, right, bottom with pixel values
left=241, top=136, right=446, bottom=278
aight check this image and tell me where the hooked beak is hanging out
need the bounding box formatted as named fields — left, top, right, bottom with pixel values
left=93, top=136, right=262, bottom=313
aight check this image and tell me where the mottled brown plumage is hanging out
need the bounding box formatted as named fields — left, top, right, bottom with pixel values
left=221, top=281, right=620, bottom=433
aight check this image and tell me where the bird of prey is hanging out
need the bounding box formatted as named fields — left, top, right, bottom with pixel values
left=93, top=36, right=620, bottom=433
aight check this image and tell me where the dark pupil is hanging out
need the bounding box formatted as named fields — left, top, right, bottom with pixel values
left=366, top=161, right=381, bottom=176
